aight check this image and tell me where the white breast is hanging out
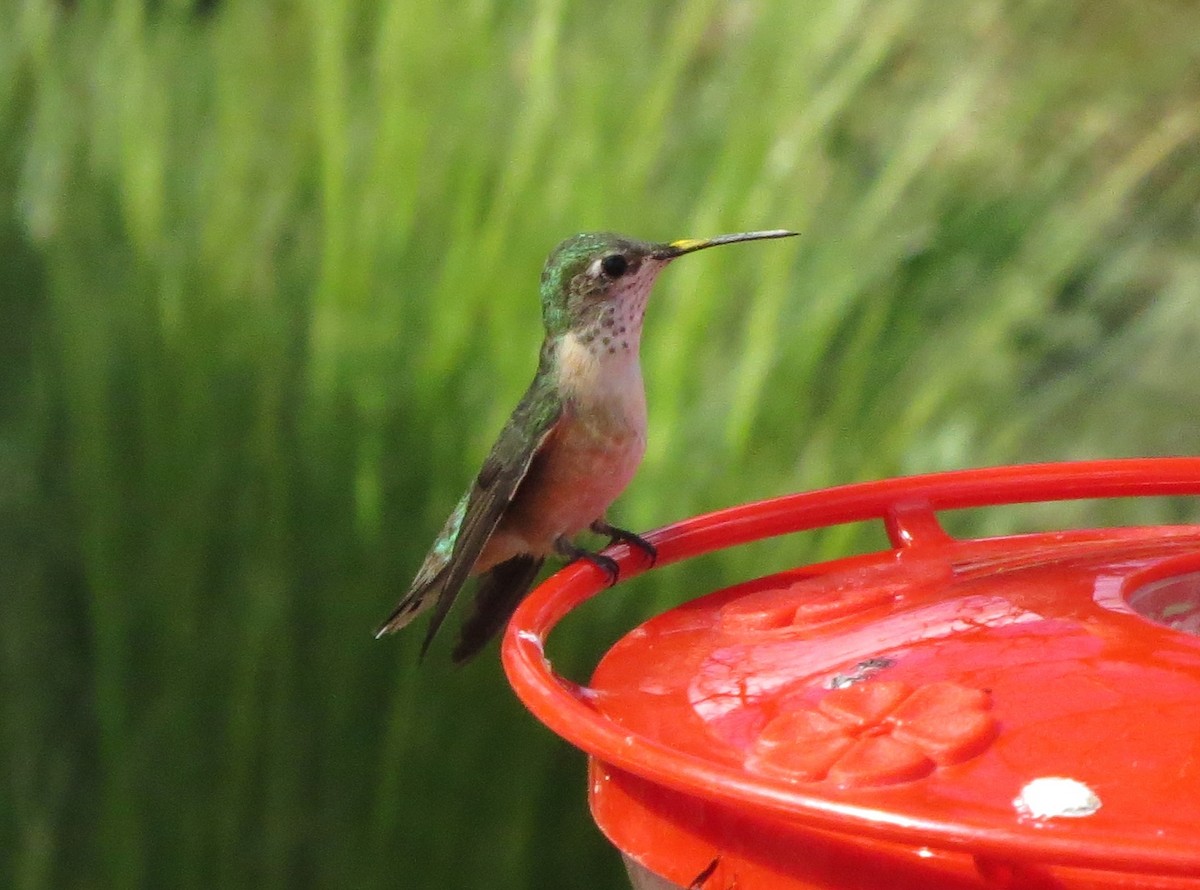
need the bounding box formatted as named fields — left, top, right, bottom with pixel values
left=557, top=331, right=647, bottom=436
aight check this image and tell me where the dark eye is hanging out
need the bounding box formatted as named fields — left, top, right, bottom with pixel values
left=600, top=254, right=629, bottom=278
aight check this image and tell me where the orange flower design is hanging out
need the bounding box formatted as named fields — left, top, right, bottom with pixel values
left=747, top=680, right=997, bottom=787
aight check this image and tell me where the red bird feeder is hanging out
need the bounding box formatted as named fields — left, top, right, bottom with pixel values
left=503, top=459, right=1200, bottom=889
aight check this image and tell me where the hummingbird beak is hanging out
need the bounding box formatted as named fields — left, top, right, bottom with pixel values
left=653, top=229, right=798, bottom=260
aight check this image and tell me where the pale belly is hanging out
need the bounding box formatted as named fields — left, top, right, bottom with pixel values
left=480, top=413, right=646, bottom=568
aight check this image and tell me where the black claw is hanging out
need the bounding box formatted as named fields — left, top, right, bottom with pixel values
left=581, top=552, right=620, bottom=585
left=625, top=533, right=658, bottom=566
left=554, top=535, right=621, bottom=585
left=590, top=521, right=658, bottom=567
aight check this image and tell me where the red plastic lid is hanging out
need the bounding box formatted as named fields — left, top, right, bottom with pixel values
left=503, top=459, right=1200, bottom=888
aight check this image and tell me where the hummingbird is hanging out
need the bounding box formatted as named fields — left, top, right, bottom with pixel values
left=375, top=229, right=798, bottom=662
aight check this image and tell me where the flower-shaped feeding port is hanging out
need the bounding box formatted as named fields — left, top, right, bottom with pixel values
left=747, top=680, right=997, bottom=787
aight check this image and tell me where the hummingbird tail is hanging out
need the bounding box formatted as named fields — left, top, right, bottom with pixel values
left=373, top=567, right=449, bottom=639
left=451, top=554, right=544, bottom=664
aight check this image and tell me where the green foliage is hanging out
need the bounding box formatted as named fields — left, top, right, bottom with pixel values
left=3, top=0, right=1200, bottom=886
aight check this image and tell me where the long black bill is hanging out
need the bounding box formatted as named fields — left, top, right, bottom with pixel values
left=653, top=229, right=798, bottom=260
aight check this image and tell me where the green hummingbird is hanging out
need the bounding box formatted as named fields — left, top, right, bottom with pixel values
left=375, top=229, right=798, bottom=662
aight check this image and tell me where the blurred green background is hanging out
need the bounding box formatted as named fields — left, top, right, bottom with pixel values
left=4, top=0, right=1200, bottom=887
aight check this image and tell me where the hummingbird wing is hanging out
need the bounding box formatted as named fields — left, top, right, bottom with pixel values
left=374, top=372, right=563, bottom=656
left=451, top=553, right=546, bottom=664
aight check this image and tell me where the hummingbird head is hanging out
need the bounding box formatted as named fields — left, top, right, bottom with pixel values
left=538, top=229, right=797, bottom=353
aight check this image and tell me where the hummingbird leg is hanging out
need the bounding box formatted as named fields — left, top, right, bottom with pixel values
left=553, top=535, right=620, bottom=585
left=590, top=519, right=658, bottom=567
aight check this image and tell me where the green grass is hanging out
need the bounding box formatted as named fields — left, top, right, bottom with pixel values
left=3, top=0, right=1200, bottom=887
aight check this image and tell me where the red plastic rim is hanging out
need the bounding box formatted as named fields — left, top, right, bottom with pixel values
left=501, top=458, right=1200, bottom=876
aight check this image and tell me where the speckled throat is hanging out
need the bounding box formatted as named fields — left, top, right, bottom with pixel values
left=569, top=258, right=659, bottom=359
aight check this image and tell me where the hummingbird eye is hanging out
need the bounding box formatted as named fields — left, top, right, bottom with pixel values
left=600, top=254, right=629, bottom=278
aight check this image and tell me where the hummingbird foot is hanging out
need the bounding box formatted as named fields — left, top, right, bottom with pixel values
left=553, top=535, right=620, bottom=585
left=589, top=519, right=658, bottom=567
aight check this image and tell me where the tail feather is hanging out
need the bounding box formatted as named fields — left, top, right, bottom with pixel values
left=374, top=567, right=449, bottom=639
left=451, top=555, right=544, bottom=664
